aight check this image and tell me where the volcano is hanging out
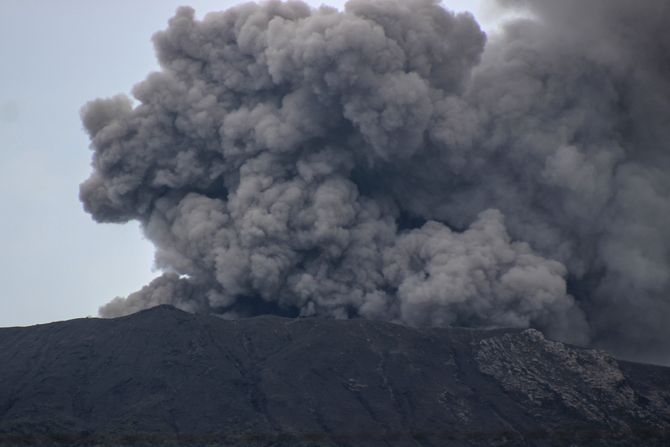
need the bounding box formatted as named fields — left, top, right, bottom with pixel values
left=0, top=305, right=668, bottom=446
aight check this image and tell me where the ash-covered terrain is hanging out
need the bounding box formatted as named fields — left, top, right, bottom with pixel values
left=1, top=305, right=668, bottom=446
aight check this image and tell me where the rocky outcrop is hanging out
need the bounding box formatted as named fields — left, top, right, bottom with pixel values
left=0, top=306, right=668, bottom=446
left=476, top=329, right=670, bottom=440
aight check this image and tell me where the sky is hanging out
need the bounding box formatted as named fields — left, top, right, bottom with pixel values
left=0, top=0, right=509, bottom=327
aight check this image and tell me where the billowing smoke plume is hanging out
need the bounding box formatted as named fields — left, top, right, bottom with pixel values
left=81, top=0, right=670, bottom=362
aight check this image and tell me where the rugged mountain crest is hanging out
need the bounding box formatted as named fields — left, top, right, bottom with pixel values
left=0, top=306, right=668, bottom=446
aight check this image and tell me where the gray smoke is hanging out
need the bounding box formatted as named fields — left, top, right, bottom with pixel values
left=81, top=0, right=670, bottom=362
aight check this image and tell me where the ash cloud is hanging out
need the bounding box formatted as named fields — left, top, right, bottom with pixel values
left=81, top=0, right=670, bottom=362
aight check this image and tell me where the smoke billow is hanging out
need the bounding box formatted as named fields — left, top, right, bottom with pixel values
left=81, top=0, right=670, bottom=362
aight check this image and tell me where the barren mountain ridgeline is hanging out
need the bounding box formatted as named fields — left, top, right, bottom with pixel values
left=1, top=306, right=669, bottom=446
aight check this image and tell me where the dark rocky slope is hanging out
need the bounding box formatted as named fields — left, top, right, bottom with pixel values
left=0, top=305, right=668, bottom=446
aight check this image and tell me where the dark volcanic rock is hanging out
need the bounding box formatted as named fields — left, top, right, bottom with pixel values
left=0, top=306, right=668, bottom=446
